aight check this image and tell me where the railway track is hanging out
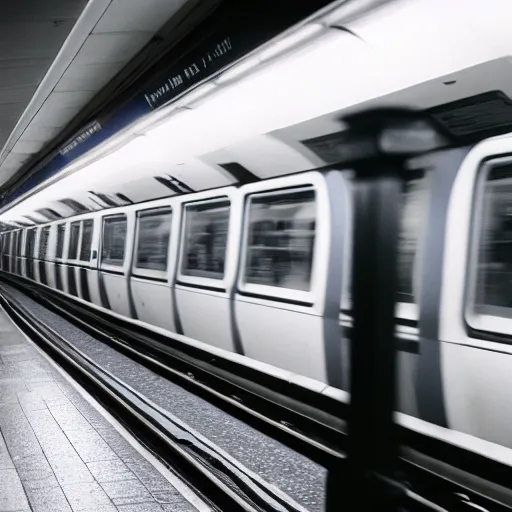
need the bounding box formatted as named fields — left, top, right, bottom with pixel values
left=2, top=273, right=512, bottom=511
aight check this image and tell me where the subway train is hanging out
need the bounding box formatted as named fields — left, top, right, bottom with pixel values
left=3, top=115, right=512, bottom=456
left=3, top=9, right=512, bottom=464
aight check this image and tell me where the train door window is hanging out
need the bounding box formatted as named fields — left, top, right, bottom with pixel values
left=396, top=173, right=429, bottom=306
left=134, top=208, right=172, bottom=273
left=101, top=215, right=127, bottom=267
left=241, top=188, right=316, bottom=294
left=68, top=222, right=80, bottom=260
left=56, top=224, right=65, bottom=259
left=80, top=220, right=93, bottom=262
left=468, top=162, right=512, bottom=327
left=180, top=200, right=230, bottom=280
left=38, top=227, right=50, bottom=260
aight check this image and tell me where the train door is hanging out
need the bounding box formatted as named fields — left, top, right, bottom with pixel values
left=15, top=229, right=23, bottom=276
left=65, top=221, right=81, bottom=297
left=99, top=212, right=135, bottom=317
left=42, top=225, right=55, bottom=288
left=174, top=188, right=241, bottom=353
left=0, top=233, right=4, bottom=270
left=3, top=232, right=11, bottom=272
left=130, top=204, right=176, bottom=331
left=440, top=137, right=512, bottom=449
left=24, top=228, right=36, bottom=280
left=54, top=223, right=66, bottom=292
left=36, top=226, right=51, bottom=286
left=234, top=171, right=349, bottom=387
left=9, top=231, right=17, bottom=274
left=20, top=230, right=27, bottom=278
left=80, top=218, right=101, bottom=306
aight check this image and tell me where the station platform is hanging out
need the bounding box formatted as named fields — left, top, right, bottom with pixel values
left=0, top=283, right=325, bottom=512
left=0, top=306, right=206, bottom=512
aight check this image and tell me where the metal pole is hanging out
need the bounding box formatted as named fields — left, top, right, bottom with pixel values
left=348, top=161, right=403, bottom=506
left=324, top=108, right=450, bottom=510
left=326, top=159, right=404, bottom=510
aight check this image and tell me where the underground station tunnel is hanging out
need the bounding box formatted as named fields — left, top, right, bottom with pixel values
left=1, top=0, right=512, bottom=511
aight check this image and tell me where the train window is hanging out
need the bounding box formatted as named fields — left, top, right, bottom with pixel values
left=396, top=176, right=428, bottom=304
left=470, top=164, right=512, bottom=320
left=243, top=189, right=316, bottom=291
left=80, top=220, right=93, bottom=262
left=56, top=224, right=65, bottom=259
left=181, top=200, right=230, bottom=280
left=68, top=222, right=80, bottom=260
left=101, top=215, right=127, bottom=266
left=38, top=227, right=50, bottom=260
left=135, top=209, right=172, bottom=271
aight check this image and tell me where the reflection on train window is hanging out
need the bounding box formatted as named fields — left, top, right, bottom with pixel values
left=80, top=220, right=93, bottom=262
left=244, top=189, right=316, bottom=291
left=102, top=216, right=127, bottom=266
left=68, top=222, right=80, bottom=260
left=56, top=224, right=65, bottom=259
left=181, top=201, right=229, bottom=280
left=25, top=229, right=36, bottom=258
left=396, top=176, right=427, bottom=304
left=38, top=227, right=50, bottom=260
left=136, top=209, right=172, bottom=271
left=473, top=165, right=512, bottom=318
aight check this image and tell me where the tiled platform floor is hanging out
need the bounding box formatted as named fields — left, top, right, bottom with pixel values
left=0, top=307, right=206, bottom=512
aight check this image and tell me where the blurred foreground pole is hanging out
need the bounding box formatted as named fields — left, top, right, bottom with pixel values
left=345, top=160, right=403, bottom=508
left=325, top=109, right=448, bottom=510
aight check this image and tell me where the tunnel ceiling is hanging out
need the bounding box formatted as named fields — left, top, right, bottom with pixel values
left=0, top=1, right=88, bottom=177
left=0, top=0, right=195, bottom=191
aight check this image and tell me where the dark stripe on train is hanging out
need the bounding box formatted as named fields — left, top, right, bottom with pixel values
left=79, top=268, right=90, bottom=302
left=131, top=274, right=167, bottom=283
left=38, top=261, right=47, bottom=286
left=67, top=266, right=78, bottom=297
left=175, top=280, right=226, bottom=293
left=55, top=264, right=63, bottom=291
left=236, top=289, right=313, bottom=308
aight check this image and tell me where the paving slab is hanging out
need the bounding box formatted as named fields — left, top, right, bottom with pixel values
left=0, top=306, right=207, bottom=512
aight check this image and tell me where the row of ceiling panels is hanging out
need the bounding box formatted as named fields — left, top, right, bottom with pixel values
left=0, top=0, right=192, bottom=187
left=0, top=0, right=88, bottom=167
